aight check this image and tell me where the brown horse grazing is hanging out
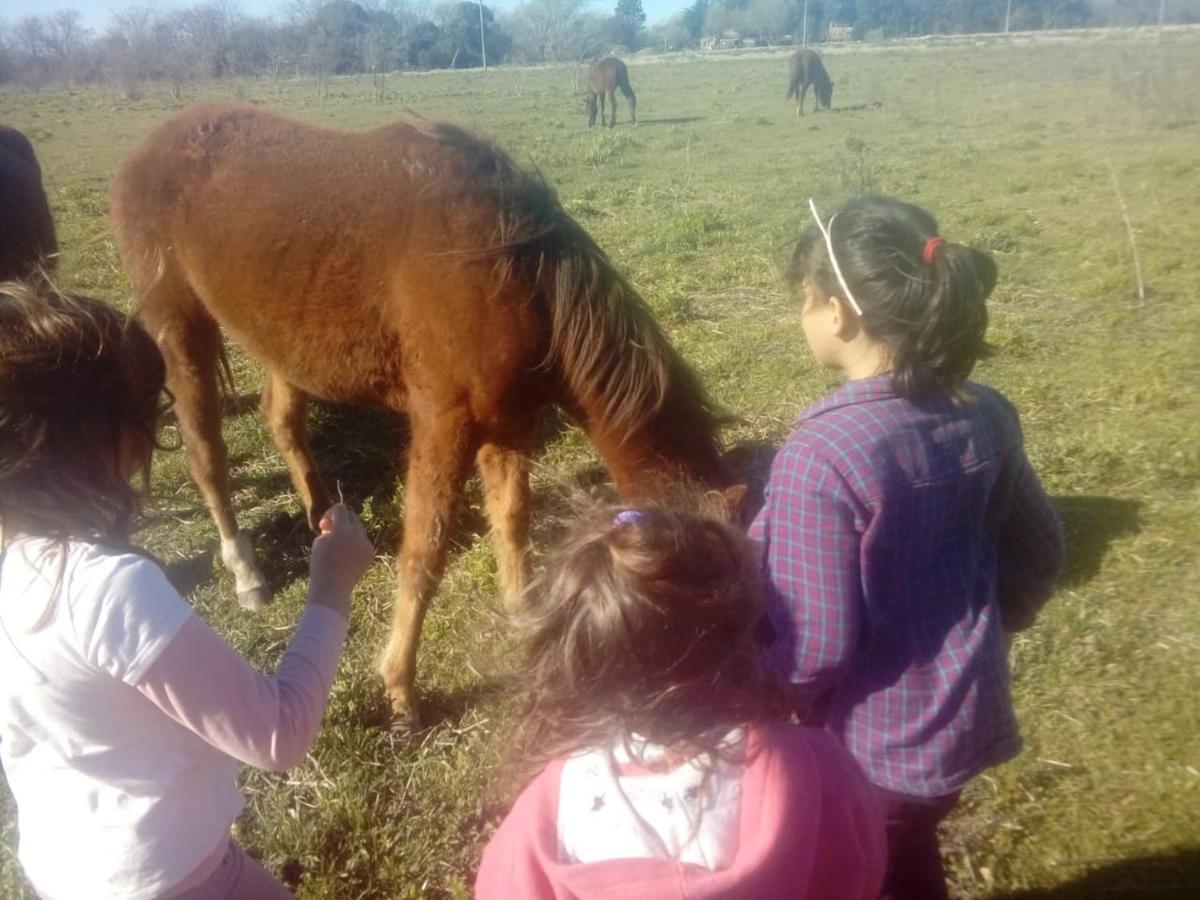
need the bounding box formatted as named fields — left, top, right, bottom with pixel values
left=0, top=125, right=58, bottom=279
left=586, top=57, right=637, bottom=128
left=787, top=49, right=834, bottom=117
left=110, top=105, right=737, bottom=727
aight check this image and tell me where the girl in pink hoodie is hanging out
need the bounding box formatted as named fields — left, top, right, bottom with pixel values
left=476, top=505, right=886, bottom=899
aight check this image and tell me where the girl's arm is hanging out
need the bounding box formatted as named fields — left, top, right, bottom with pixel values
left=135, top=602, right=348, bottom=772
left=135, top=504, right=373, bottom=771
left=997, top=455, right=1065, bottom=632
left=755, top=444, right=864, bottom=715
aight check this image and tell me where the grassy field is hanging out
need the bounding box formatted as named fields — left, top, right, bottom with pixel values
left=2, top=27, right=1199, bottom=899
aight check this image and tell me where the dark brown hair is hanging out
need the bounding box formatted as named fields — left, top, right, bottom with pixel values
left=789, top=195, right=998, bottom=399
left=506, top=503, right=787, bottom=782
left=0, top=277, right=168, bottom=544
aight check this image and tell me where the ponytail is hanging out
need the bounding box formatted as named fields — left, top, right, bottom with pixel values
left=893, top=239, right=996, bottom=399
left=791, top=195, right=998, bottom=400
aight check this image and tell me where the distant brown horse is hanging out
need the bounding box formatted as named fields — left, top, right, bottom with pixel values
left=110, top=105, right=737, bottom=727
left=787, top=49, right=834, bottom=117
left=0, top=125, right=58, bottom=279
left=586, top=57, right=637, bottom=128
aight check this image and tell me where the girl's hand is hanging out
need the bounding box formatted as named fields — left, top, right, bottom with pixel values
left=308, top=504, right=375, bottom=616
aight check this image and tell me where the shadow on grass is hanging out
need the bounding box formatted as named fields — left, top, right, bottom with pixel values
left=160, top=550, right=216, bottom=598
left=988, top=846, right=1200, bottom=899
left=1053, top=495, right=1141, bottom=588
left=308, top=400, right=409, bottom=511
left=830, top=101, right=885, bottom=114
left=419, top=679, right=507, bottom=731
left=221, top=391, right=261, bottom=417
left=635, top=116, right=706, bottom=125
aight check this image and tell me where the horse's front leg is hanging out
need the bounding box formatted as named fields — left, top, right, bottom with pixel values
left=378, top=408, right=476, bottom=730
left=608, top=89, right=618, bottom=127
left=800, top=84, right=808, bottom=117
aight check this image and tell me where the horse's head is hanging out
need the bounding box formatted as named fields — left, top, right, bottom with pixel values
left=820, top=80, right=834, bottom=110
left=585, top=93, right=598, bottom=127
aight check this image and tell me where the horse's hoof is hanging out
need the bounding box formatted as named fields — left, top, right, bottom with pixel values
left=389, top=709, right=421, bottom=736
left=237, top=586, right=272, bottom=612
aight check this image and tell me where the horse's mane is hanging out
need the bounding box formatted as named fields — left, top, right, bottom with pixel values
left=413, top=120, right=724, bottom=452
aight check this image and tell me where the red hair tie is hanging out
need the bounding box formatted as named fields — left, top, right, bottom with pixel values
left=922, top=237, right=944, bottom=264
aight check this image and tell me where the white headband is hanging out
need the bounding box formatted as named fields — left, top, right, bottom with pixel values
left=808, top=198, right=863, bottom=316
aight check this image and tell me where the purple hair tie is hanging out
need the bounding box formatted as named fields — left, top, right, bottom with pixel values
left=613, top=510, right=645, bottom=526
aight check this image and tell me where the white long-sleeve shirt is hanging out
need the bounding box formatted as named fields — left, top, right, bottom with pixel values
left=0, top=537, right=347, bottom=900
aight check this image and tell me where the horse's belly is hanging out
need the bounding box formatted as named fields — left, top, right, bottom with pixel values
left=211, top=293, right=407, bottom=411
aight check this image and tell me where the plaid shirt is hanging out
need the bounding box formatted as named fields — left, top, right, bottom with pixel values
left=751, top=376, right=1064, bottom=797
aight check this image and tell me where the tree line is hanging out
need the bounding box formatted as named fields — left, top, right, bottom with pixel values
left=1, top=0, right=1196, bottom=93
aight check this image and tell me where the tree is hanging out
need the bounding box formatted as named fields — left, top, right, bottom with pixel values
left=507, top=0, right=605, bottom=62
left=681, top=0, right=711, bottom=39
left=361, top=6, right=401, bottom=96
left=613, top=0, right=647, bottom=47
left=426, top=2, right=507, bottom=68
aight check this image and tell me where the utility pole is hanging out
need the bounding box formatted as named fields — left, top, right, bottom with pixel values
left=802, top=0, right=809, bottom=47
left=1159, top=0, right=1167, bottom=37
left=478, top=0, right=487, bottom=69
left=1005, top=0, right=1012, bottom=34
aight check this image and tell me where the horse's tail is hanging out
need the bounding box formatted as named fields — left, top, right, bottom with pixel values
left=616, top=67, right=636, bottom=101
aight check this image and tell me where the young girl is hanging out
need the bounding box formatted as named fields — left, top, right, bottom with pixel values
left=752, top=196, right=1065, bottom=900
left=0, top=279, right=375, bottom=899
left=476, top=505, right=886, bottom=898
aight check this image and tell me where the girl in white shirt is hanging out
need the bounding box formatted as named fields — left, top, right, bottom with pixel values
left=0, top=278, right=375, bottom=899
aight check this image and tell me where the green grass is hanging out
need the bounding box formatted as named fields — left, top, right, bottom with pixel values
left=3, top=30, right=1199, bottom=898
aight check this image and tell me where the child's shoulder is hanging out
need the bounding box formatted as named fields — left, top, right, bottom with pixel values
left=750, top=723, right=876, bottom=804
left=60, top=540, right=167, bottom=597
left=786, top=380, right=1022, bottom=457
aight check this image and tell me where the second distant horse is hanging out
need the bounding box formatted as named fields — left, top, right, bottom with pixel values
left=586, top=57, right=637, bottom=128
left=787, top=49, right=834, bottom=117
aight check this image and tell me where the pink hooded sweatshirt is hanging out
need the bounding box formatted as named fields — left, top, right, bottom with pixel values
left=475, top=723, right=886, bottom=899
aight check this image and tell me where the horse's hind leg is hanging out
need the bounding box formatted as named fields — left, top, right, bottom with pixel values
left=140, top=287, right=269, bottom=610
left=378, top=408, right=477, bottom=729
left=476, top=438, right=532, bottom=607
left=260, top=373, right=331, bottom=532
left=599, top=92, right=607, bottom=128
left=799, top=83, right=808, bottom=117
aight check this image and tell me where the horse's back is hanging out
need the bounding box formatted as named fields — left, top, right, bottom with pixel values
left=791, top=49, right=825, bottom=78
left=588, top=57, right=626, bottom=92
left=111, top=105, right=548, bottom=409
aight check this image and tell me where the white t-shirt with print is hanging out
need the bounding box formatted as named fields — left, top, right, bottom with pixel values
left=557, top=731, right=745, bottom=870
left=0, top=537, right=244, bottom=900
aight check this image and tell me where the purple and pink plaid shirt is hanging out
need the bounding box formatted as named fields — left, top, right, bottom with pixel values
left=751, top=375, right=1064, bottom=798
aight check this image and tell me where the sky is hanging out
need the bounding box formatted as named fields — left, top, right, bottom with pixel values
left=0, top=0, right=691, bottom=32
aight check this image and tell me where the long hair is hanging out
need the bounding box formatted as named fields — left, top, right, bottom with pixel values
left=505, top=502, right=788, bottom=785
left=789, top=195, right=997, bottom=400
left=0, top=277, right=168, bottom=546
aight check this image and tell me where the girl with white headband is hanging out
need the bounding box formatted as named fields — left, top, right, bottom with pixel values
left=751, top=196, right=1065, bottom=900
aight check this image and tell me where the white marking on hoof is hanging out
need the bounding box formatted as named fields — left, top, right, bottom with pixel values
left=220, top=534, right=269, bottom=600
